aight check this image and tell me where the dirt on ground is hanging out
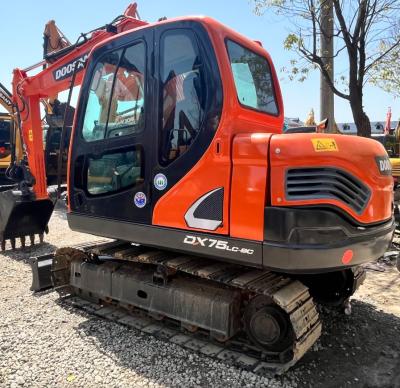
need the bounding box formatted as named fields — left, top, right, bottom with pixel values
left=292, top=264, right=400, bottom=388
left=0, top=203, right=399, bottom=388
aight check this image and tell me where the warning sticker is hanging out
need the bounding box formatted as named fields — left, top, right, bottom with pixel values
left=311, top=138, right=338, bottom=152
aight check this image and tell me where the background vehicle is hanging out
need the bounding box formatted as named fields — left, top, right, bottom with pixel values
left=0, top=82, right=19, bottom=182
left=0, top=113, right=12, bottom=181
left=370, top=133, right=400, bottom=220
left=24, top=4, right=394, bottom=372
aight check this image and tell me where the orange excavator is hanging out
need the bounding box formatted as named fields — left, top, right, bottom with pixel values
left=7, top=3, right=395, bottom=371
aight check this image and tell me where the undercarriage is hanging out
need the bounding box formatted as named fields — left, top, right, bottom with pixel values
left=31, top=240, right=366, bottom=373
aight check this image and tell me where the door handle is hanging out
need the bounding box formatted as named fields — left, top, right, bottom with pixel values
left=214, top=139, right=222, bottom=156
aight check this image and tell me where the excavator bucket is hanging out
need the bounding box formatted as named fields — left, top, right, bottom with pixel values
left=0, top=187, right=54, bottom=250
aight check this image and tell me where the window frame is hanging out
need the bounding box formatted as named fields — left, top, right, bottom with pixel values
left=225, top=38, right=280, bottom=117
left=80, top=39, right=148, bottom=143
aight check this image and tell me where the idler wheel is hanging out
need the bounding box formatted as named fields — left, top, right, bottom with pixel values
left=244, top=296, right=294, bottom=352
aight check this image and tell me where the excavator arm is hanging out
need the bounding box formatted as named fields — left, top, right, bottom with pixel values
left=0, top=3, right=146, bottom=248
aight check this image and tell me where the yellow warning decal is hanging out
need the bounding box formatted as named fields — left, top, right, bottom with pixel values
left=28, top=129, right=33, bottom=142
left=311, top=138, right=338, bottom=152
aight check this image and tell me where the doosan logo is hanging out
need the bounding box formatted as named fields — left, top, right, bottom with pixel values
left=53, top=53, right=89, bottom=81
left=375, top=156, right=392, bottom=176
left=380, top=159, right=391, bottom=172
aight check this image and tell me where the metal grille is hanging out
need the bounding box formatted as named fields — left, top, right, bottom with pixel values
left=285, top=168, right=371, bottom=214
left=193, top=188, right=223, bottom=221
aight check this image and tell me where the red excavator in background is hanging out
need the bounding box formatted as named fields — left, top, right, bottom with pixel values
left=0, top=20, right=72, bottom=184
left=0, top=4, right=144, bottom=249
left=6, top=3, right=395, bottom=372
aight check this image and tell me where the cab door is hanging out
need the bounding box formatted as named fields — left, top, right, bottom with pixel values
left=150, top=21, right=226, bottom=233
left=69, top=29, right=155, bottom=224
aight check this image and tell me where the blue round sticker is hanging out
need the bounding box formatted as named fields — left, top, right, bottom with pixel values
left=154, top=173, right=167, bottom=191
left=134, top=191, right=147, bottom=208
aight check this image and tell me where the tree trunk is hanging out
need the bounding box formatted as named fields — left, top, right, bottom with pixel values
left=349, top=89, right=371, bottom=137
left=320, top=0, right=335, bottom=132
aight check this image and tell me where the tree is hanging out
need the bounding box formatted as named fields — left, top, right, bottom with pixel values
left=370, top=27, right=400, bottom=97
left=253, top=0, right=400, bottom=137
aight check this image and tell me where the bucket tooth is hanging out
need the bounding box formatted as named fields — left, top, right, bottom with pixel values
left=30, top=235, right=35, bottom=246
left=10, top=238, right=16, bottom=250
left=20, top=236, right=26, bottom=248
left=39, top=234, right=44, bottom=243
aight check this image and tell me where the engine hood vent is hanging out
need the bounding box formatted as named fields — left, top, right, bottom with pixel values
left=285, top=167, right=371, bottom=214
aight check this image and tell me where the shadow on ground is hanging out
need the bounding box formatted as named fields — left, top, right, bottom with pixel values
left=292, top=300, right=400, bottom=388
left=48, top=295, right=400, bottom=388
left=0, top=242, right=57, bottom=262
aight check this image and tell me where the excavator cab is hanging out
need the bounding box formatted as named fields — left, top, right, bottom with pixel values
left=68, top=21, right=222, bottom=226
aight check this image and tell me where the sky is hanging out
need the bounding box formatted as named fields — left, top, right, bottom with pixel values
left=0, top=0, right=398, bottom=123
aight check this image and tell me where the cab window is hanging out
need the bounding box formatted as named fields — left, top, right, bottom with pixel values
left=226, top=40, right=278, bottom=115
left=87, top=147, right=144, bottom=195
left=160, top=30, right=206, bottom=165
left=82, top=42, right=146, bottom=142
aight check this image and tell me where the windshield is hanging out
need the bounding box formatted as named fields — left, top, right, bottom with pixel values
left=82, top=42, right=146, bottom=142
